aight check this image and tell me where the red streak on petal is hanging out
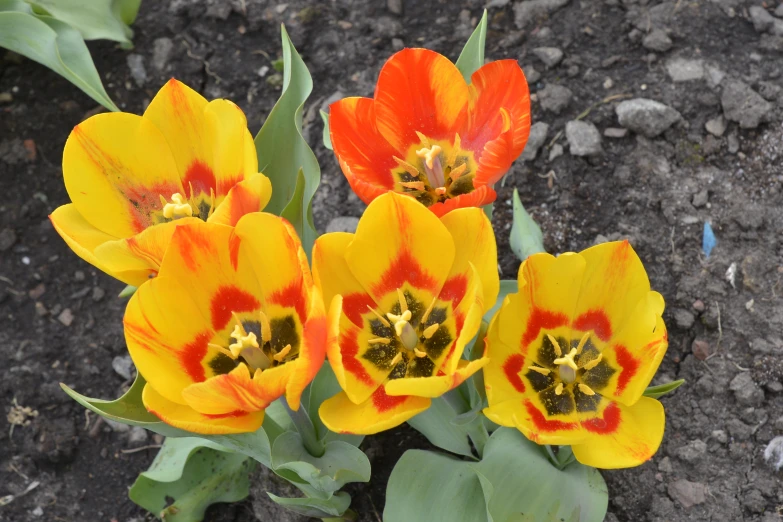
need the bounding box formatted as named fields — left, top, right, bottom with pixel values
left=210, top=285, right=260, bottom=331
left=217, top=174, right=244, bottom=199
left=371, top=386, right=407, bottom=413
left=300, top=315, right=328, bottom=380
left=372, top=248, right=440, bottom=298
left=203, top=409, right=247, bottom=419
left=525, top=401, right=578, bottom=432
left=520, top=308, right=570, bottom=347
left=229, top=234, right=241, bottom=271
left=502, top=354, right=526, bottom=393
left=342, top=292, right=377, bottom=327
left=438, top=274, right=467, bottom=310
left=340, top=329, right=373, bottom=386
left=175, top=225, right=217, bottom=272
left=573, top=309, right=613, bottom=342
left=182, top=160, right=216, bottom=198
left=582, top=402, right=621, bottom=434
left=181, top=331, right=210, bottom=382
left=268, top=280, right=308, bottom=324
left=614, top=344, right=640, bottom=394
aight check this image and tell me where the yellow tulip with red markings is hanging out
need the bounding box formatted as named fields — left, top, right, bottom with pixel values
left=483, top=241, right=669, bottom=469
left=313, top=192, right=499, bottom=435
left=123, top=213, right=326, bottom=435
left=329, top=48, right=530, bottom=217
left=50, top=79, right=271, bottom=287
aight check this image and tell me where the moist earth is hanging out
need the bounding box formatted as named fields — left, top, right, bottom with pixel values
left=1, top=0, right=783, bottom=521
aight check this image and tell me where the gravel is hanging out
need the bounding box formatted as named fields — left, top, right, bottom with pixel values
left=513, top=0, right=571, bottom=29
left=642, top=29, right=673, bottom=52
left=615, top=98, right=682, bottom=137
left=721, top=79, right=773, bottom=129
left=532, top=47, right=564, bottom=68
left=665, top=58, right=704, bottom=82
left=565, top=120, right=602, bottom=156
left=325, top=216, right=359, bottom=233
left=521, top=121, right=549, bottom=161
left=537, top=84, right=572, bottom=114
left=749, top=6, right=775, bottom=33
left=126, top=54, right=147, bottom=87
left=668, top=480, right=707, bottom=509
left=729, top=372, right=764, bottom=407
left=705, top=115, right=727, bottom=137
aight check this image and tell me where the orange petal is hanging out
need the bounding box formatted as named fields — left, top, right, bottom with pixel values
left=319, top=388, right=430, bottom=435
left=472, top=126, right=517, bottom=186
left=181, top=364, right=277, bottom=415
left=208, top=173, right=273, bottom=226
left=374, top=49, right=469, bottom=152
left=428, top=186, right=496, bottom=217
left=284, top=286, right=328, bottom=410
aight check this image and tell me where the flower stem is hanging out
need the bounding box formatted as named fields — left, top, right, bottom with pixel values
left=466, top=417, right=489, bottom=459
left=283, top=401, right=325, bottom=457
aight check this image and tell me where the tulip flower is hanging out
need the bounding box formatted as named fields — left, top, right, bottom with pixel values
left=123, top=214, right=326, bottom=434
left=329, top=48, right=530, bottom=216
left=313, top=192, right=499, bottom=434
left=483, top=241, right=669, bottom=469
left=50, top=79, right=271, bottom=287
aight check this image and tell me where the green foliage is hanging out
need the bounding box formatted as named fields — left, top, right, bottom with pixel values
left=455, top=9, right=488, bottom=82
left=510, top=188, right=545, bottom=261
left=0, top=0, right=119, bottom=111
left=385, top=428, right=608, bottom=522
left=484, top=279, right=517, bottom=324
left=408, top=392, right=475, bottom=458
left=118, top=284, right=137, bottom=298
left=254, top=25, right=320, bottom=259
left=320, top=109, right=333, bottom=150
left=129, top=437, right=254, bottom=522
left=267, top=491, right=352, bottom=518
left=644, top=379, right=685, bottom=399
left=306, top=363, right=363, bottom=447
left=28, top=0, right=140, bottom=45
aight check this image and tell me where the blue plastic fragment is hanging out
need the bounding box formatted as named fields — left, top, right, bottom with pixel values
left=703, top=222, right=716, bottom=258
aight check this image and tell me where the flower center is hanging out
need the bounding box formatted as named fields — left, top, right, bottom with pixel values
left=210, top=310, right=297, bottom=374
left=161, top=193, right=193, bottom=219
left=528, top=332, right=602, bottom=397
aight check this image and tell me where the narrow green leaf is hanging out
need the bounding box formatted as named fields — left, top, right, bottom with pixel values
left=0, top=4, right=119, bottom=111
left=113, top=0, right=141, bottom=26
left=643, top=379, right=685, bottom=399
left=28, top=0, right=137, bottom=44
left=267, top=491, right=351, bottom=518
left=407, top=395, right=474, bottom=458
left=455, top=9, right=488, bottom=82
left=130, top=438, right=254, bottom=522
left=510, top=188, right=545, bottom=261
left=118, top=284, right=137, bottom=298
left=484, top=279, right=516, bottom=324
left=307, top=364, right=363, bottom=447
left=254, top=25, right=320, bottom=258
left=320, top=109, right=333, bottom=150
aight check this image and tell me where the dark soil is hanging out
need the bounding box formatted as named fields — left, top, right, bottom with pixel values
left=2, top=0, right=783, bottom=521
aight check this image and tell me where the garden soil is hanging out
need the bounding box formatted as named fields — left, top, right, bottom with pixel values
left=2, top=0, right=783, bottom=520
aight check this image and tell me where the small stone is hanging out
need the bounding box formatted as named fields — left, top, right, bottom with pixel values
left=705, top=65, right=726, bottom=89
left=668, top=479, right=707, bottom=508
left=730, top=372, right=764, bottom=406
left=0, top=92, right=12, bottom=103
left=57, top=308, right=74, bottom=327
left=774, top=416, right=783, bottom=430
left=642, top=29, right=673, bottom=52
left=74, top=270, right=85, bottom=282
left=672, top=308, right=695, bottom=329
left=548, top=143, right=563, bottom=161
left=325, top=217, right=359, bottom=234
left=151, top=38, right=174, bottom=72
left=692, top=189, right=709, bottom=207
left=749, top=6, right=775, bottom=33
left=523, top=65, right=541, bottom=84
left=104, top=419, right=130, bottom=432
left=513, top=0, right=570, bottom=30
left=28, top=283, right=46, bottom=300
left=391, top=38, right=404, bottom=51
left=32, top=506, right=43, bottom=517
left=764, top=436, right=783, bottom=471
left=92, top=286, right=105, bottom=302
left=387, top=0, right=402, bottom=14
left=705, top=115, right=727, bottom=137
left=615, top=98, right=681, bottom=138
left=0, top=228, right=16, bottom=251
left=128, top=426, right=149, bottom=445
left=521, top=122, right=549, bottom=161
left=35, top=302, right=48, bottom=316
left=727, top=132, right=740, bottom=154
left=692, top=339, right=710, bottom=360
left=658, top=456, right=673, bottom=472
left=692, top=299, right=705, bottom=312
left=776, top=4, right=783, bottom=17
left=666, top=58, right=704, bottom=82
left=712, top=429, right=728, bottom=444
left=112, top=355, right=135, bottom=381
left=676, top=439, right=707, bottom=462
left=532, top=47, right=564, bottom=68
left=603, top=127, right=628, bottom=138
left=566, top=120, right=603, bottom=156
left=538, top=84, right=573, bottom=114
left=721, top=80, right=773, bottom=129
left=126, top=54, right=147, bottom=87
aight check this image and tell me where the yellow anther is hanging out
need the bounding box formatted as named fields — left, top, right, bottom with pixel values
left=577, top=383, right=596, bottom=396
left=368, top=338, right=391, bottom=345
left=392, top=313, right=413, bottom=338
left=547, top=334, right=562, bottom=357
left=416, top=145, right=442, bottom=170
left=581, top=353, right=603, bottom=371
left=273, top=344, right=292, bottom=362
left=367, top=306, right=391, bottom=328
left=575, top=331, right=590, bottom=355
left=553, top=348, right=579, bottom=371
left=448, top=163, right=467, bottom=181
left=414, top=347, right=428, bottom=358
left=386, top=309, right=412, bottom=326
left=415, top=131, right=431, bottom=147
left=399, top=181, right=426, bottom=191
left=421, top=298, right=436, bottom=325
left=393, top=156, right=420, bottom=177
left=554, top=382, right=564, bottom=396
left=396, top=288, right=408, bottom=313
left=229, top=326, right=259, bottom=357
left=423, top=323, right=440, bottom=339
left=434, top=186, right=447, bottom=195
left=162, top=193, right=193, bottom=219
left=231, top=312, right=247, bottom=335
left=390, top=351, right=403, bottom=367
left=257, top=310, right=272, bottom=344
left=446, top=133, right=461, bottom=166
left=527, top=365, right=551, bottom=376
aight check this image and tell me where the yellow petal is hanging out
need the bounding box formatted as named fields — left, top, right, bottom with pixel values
left=385, top=357, right=488, bottom=398
left=319, top=388, right=430, bottom=435
left=284, top=286, right=328, bottom=410
left=483, top=398, right=588, bottom=446
left=208, top=173, right=273, bottom=226
left=181, top=364, right=277, bottom=415
left=313, top=232, right=373, bottom=320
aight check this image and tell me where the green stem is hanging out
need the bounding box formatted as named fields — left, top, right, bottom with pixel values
left=284, top=401, right=325, bottom=457
left=466, top=417, right=489, bottom=459
left=323, top=508, right=358, bottom=521
left=544, top=444, right=559, bottom=467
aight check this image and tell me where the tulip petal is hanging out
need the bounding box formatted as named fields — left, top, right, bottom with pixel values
left=319, top=388, right=430, bottom=435
left=572, top=397, right=665, bottom=469
left=484, top=397, right=587, bottom=446
left=472, top=126, right=517, bottom=186
left=208, top=173, right=273, bottom=226
left=385, top=357, right=488, bottom=398
left=374, top=49, right=469, bottom=152
left=428, top=186, right=497, bottom=218
left=330, top=97, right=398, bottom=202
left=284, top=287, right=328, bottom=410
left=143, top=383, right=264, bottom=435
left=181, top=364, right=277, bottom=415
left=313, top=232, right=373, bottom=320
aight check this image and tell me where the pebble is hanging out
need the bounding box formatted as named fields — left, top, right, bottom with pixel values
left=0, top=92, right=12, bottom=104
left=104, top=419, right=130, bottom=433
left=325, top=216, right=359, bottom=234
left=692, top=299, right=705, bottom=312
left=513, top=0, right=570, bottom=29
left=692, top=189, right=709, bottom=207
left=777, top=4, right=783, bottom=17
left=28, top=283, right=45, bottom=299
left=532, top=47, right=564, bottom=68
left=57, top=308, right=74, bottom=327
left=705, top=65, right=726, bottom=89
left=764, top=436, right=783, bottom=471
left=603, top=127, right=628, bottom=138
left=126, top=54, right=147, bottom=87
left=712, top=429, right=728, bottom=444
left=691, top=339, right=710, bottom=360
left=704, top=115, right=727, bottom=137
left=35, top=302, right=47, bottom=316
left=676, top=439, right=707, bottom=462
left=729, top=372, right=764, bottom=406
left=672, top=308, right=695, bottom=329
left=658, top=456, right=673, bottom=473
left=642, top=29, right=672, bottom=52
left=387, top=0, right=402, bottom=14
left=151, top=37, right=174, bottom=72
left=666, top=58, right=704, bottom=82
left=749, top=6, right=775, bottom=33
left=523, top=65, right=541, bottom=84
left=521, top=122, right=549, bottom=161
left=92, top=286, right=105, bottom=302
left=128, top=426, right=148, bottom=445
left=566, top=120, right=603, bottom=156
left=32, top=507, right=43, bottom=517
left=74, top=270, right=85, bottom=282
left=668, top=479, right=707, bottom=508
left=727, top=132, right=740, bottom=153
left=548, top=143, right=563, bottom=161
left=721, top=79, right=773, bottom=129
left=0, top=228, right=17, bottom=251
left=537, top=84, right=572, bottom=114
left=112, top=355, right=135, bottom=381
left=615, top=98, right=682, bottom=138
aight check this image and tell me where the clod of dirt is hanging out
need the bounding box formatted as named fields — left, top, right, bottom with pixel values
left=720, top=80, right=773, bottom=129
left=729, top=372, right=764, bottom=407
left=667, top=479, right=707, bottom=509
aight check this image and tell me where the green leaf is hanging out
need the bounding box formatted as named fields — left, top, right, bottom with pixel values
left=484, top=280, right=517, bottom=324
left=254, top=25, right=320, bottom=258
left=267, top=491, right=351, bottom=518
left=455, top=9, right=488, bottom=82
left=0, top=3, right=119, bottom=111
left=385, top=428, right=608, bottom=522
left=27, top=0, right=138, bottom=45
left=407, top=394, right=474, bottom=458
left=643, top=379, right=685, bottom=399
left=129, top=437, right=254, bottom=522
left=118, top=284, right=137, bottom=298
left=307, top=364, right=363, bottom=447
left=510, top=188, right=545, bottom=261
left=320, top=110, right=333, bottom=150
